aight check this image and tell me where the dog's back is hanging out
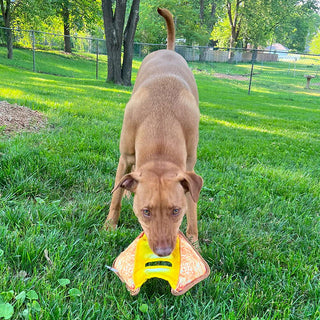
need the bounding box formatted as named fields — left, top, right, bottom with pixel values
left=133, top=8, right=198, bottom=102
left=122, top=9, right=199, bottom=169
left=133, top=50, right=198, bottom=102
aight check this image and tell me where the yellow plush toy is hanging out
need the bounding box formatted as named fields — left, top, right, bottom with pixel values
left=108, top=231, right=210, bottom=295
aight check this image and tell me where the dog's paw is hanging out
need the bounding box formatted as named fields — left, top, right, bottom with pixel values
left=104, top=219, right=117, bottom=231
left=186, top=234, right=200, bottom=251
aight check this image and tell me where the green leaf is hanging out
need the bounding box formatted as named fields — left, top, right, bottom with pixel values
left=139, top=304, right=149, bottom=313
left=0, top=249, right=3, bottom=258
left=21, top=309, right=29, bottom=318
left=15, top=291, right=26, bottom=303
left=58, top=279, right=70, bottom=287
left=0, top=303, right=14, bottom=319
left=32, top=301, right=41, bottom=312
left=0, top=291, right=14, bottom=302
left=68, top=288, right=82, bottom=297
left=26, top=290, right=38, bottom=300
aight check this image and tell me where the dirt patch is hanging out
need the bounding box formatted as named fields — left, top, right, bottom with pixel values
left=214, top=73, right=249, bottom=81
left=0, top=101, right=46, bottom=134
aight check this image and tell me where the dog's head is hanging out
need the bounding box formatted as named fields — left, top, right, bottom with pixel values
left=113, top=169, right=202, bottom=256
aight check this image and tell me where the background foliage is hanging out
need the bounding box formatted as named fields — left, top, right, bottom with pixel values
left=1, top=0, right=320, bottom=51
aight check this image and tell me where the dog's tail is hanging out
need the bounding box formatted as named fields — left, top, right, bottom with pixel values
left=157, top=8, right=175, bottom=50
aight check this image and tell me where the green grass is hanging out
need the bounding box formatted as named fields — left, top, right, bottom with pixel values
left=0, top=48, right=320, bottom=319
left=0, top=47, right=141, bottom=81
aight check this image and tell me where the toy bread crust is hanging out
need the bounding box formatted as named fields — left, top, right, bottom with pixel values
left=171, top=231, right=210, bottom=296
left=112, top=233, right=143, bottom=295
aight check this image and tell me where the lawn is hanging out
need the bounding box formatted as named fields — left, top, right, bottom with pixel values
left=0, top=48, right=319, bottom=319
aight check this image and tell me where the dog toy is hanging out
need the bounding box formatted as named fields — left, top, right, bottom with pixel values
left=107, top=231, right=210, bottom=295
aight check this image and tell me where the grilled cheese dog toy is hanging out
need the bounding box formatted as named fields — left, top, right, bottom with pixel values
left=107, top=231, right=210, bottom=295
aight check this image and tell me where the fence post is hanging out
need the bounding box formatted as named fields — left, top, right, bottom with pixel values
left=96, top=39, right=99, bottom=80
left=248, top=49, right=257, bottom=95
left=31, top=30, right=36, bottom=72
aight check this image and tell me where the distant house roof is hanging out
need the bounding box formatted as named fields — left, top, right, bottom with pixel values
left=265, top=43, right=289, bottom=52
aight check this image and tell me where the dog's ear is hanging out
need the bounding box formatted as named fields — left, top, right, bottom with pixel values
left=179, top=172, right=203, bottom=202
left=112, top=173, right=140, bottom=193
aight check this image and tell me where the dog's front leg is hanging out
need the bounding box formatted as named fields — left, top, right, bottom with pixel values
left=105, top=155, right=132, bottom=230
left=185, top=154, right=199, bottom=244
left=186, top=193, right=199, bottom=245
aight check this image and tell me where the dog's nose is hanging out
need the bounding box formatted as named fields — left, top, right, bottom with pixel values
left=154, top=246, right=173, bottom=257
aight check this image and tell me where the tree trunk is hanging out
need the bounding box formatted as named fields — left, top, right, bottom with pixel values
left=1, top=0, right=13, bottom=59
left=102, top=0, right=140, bottom=86
left=228, top=27, right=236, bottom=62
left=102, top=0, right=127, bottom=85
left=5, top=23, right=13, bottom=59
left=227, top=0, right=242, bottom=63
left=200, top=0, right=204, bottom=23
left=122, top=0, right=140, bottom=86
left=211, top=2, right=216, bottom=20
left=108, top=44, right=123, bottom=84
left=62, top=5, right=72, bottom=53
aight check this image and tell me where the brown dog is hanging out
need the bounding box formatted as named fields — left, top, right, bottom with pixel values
left=105, top=8, right=203, bottom=257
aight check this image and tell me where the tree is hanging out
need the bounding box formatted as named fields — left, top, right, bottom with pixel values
left=101, top=0, right=140, bottom=86
left=61, top=1, right=72, bottom=52
left=0, top=0, right=14, bottom=58
left=12, top=0, right=103, bottom=53
left=210, top=0, right=244, bottom=60
left=200, top=0, right=224, bottom=38
left=1, top=0, right=63, bottom=59
left=227, top=0, right=242, bottom=50
left=241, top=0, right=282, bottom=48
left=310, top=31, right=320, bottom=54
left=52, top=0, right=101, bottom=53
left=273, top=1, right=320, bottom=51
left=134, top=2, right=163, bottom=44
left=211, top=0, right=320, bottom=52
left=135, top=0, right=217, bottom=46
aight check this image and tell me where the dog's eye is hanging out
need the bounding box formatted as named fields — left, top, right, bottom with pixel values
left=142, top=208, right=151, bottom=217
left=172, top=208, right=181, bottom=216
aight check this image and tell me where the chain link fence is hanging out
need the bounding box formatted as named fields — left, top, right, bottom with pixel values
left=0, top=27, right=107, bottom=79
left=1, top=27, right=319, bottom=93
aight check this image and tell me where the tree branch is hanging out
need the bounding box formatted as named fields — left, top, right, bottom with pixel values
left=0, top=0, right=5, bottom=19
left=227, top=1, right=233, bottom=27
